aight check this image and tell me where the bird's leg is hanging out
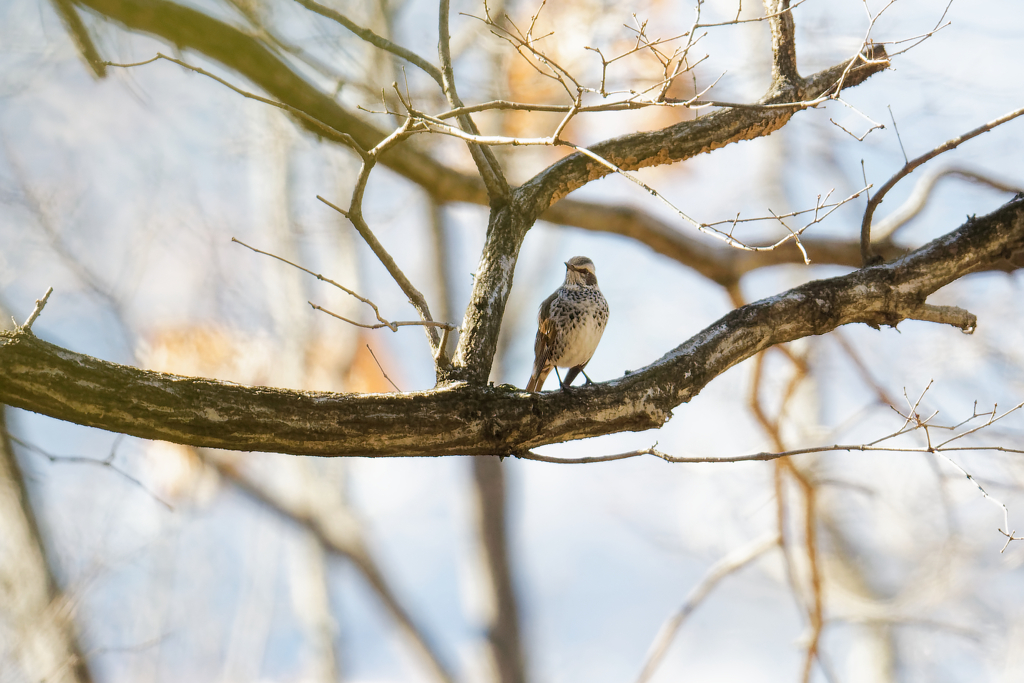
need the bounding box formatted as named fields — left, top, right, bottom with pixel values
left=581, top=369, right=594, bottom=385
left=554, top=366, right=564, bottom=390
left=561, top=366, right=582, bottom=390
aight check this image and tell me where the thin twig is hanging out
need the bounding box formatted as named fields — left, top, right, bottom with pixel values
left=104, top=54, right=365, bottom=154
left=6, top=431, right=173, bottom=510
left=309, top=303, right=455, bottom=331
left=231, top=237, right=394, bottom=330
left=634, top=532, right=780, bottom=683
left=291, top=0, right=444, bottom=86
left=366, top=344, right=401, bottom=392
left=316, top=195, right=445, bottom=351
left=861, top=106, right=1024, bottom=264
left=438, top=0, right=509, bottom=199
left=871, top=167, right=1024, bottom=241
left=888, top=104, right=908, bottom=164
left=21, top=287, right=54, bottom=330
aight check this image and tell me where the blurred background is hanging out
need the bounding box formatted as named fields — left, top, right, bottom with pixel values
left=3, top=0, right=1024, bottom=681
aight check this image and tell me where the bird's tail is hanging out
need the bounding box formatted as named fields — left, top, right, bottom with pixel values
left=526, top=363, right=552, bottom=392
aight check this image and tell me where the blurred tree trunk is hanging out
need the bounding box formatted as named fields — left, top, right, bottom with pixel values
left=0, top=407, right=92, bottom=683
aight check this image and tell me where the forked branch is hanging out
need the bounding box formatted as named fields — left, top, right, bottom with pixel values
left=861, top=106, right=1024, bottom=264
left=3, top=197, right=1022, bottom=456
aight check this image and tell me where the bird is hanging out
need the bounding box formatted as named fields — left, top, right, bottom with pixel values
left=526, top=256, right=609, bottom=392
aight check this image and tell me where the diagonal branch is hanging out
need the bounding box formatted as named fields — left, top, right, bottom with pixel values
left=437, top=0, right=510, bottom=200
left=76, top=0, right=489, bottom=204
left=203, top=450, right=457, bottom=683
left=3, top=197, right=1022, bottom=456
left=77, top=0, right=897, bottom=286
left=860, top=106, right=1024, bottom=264
left=634, top=532, right=780, bottom=683
left=291, top=0, right=444, bottom=87
left=52, top=0, right=107, bottom=78
left=318, top=195, right=446, bottom=358
left=519, top=45, right=888, bottom=222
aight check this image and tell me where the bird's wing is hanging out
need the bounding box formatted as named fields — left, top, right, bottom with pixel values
left=527, top=292, right=560, bottom=391
left=534, top=291, right=559, bottom=363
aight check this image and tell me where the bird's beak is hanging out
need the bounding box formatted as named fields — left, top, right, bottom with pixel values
left=564, top=261, right=574, bottom=270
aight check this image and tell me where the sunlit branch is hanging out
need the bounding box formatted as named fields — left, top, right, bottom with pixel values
left=439, top=0, right=509, bottom=200
left=20, top=287, right=53, bottom=331
left=317, top=194, right=447, bottom=360
left=309, top=303, right=456, bottom=333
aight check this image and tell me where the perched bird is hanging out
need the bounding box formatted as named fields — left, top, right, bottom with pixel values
left=526, top=256, right=609, bottom=392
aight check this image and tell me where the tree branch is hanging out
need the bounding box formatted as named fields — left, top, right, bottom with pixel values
left=291, top=0, right=444, bottom=87
left=203, top=450, right=457, bottom=683
left=764, top=0, right=800, bottom=95
left=861, top=106, right=1024, bottom=264
left=3, top=197, right=1022, bottom=456
left=75, top=0, right=489, bottom=204
left=519, top=45, right=888, bottom=222
left=437, top=0, right=510, bottom=201
left=76, top=0, right=897, bottom=291
left=52, top=0, right=107, bottom=78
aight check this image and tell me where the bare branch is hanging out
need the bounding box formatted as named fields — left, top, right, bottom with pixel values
left=291, top=0, right=444, bottom=87
left=317, top=195, right=446, bottom=356
left=695, top=0, right=811, bottom=28
left=6, top=431, right=172, bottom=510
left=51, top=0, right=107, bottom=78
left=438, top=0, right=510, bottom=200
left=309, top=303, right=456, bottom=332
left=902, top=304, right=976, bottom=333
left=4, top=197, right=1023, bottom=456
left=232, top=238, right=395, bottom=330
left=861, top=106, right=1024, bottom=264
left=21, top=287, right=54, bottom=331
left=364, top=345, right=402, bottom=392
left=764, top=0, right=800, bottom=93
left=872, top=167, right=1024, bottom=241
left=104, top=54, right=366, bottom=153
left=634, top=532, right=780, bottom=683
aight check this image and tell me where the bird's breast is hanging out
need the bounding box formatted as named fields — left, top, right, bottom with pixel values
left=549, top=289, right=608, bottom=367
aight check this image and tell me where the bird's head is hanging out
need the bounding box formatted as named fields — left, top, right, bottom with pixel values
left=564, top=256, right=598, bottom=286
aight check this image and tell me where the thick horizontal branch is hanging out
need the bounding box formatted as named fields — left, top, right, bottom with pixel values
left=3, top=197, right=1022, bottom=456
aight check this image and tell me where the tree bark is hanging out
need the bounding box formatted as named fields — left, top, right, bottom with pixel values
left=3, top=197, right=1021, bottom=457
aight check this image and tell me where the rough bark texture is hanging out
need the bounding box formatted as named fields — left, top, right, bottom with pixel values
left=4, top=197, right=1022, bottom=457
left=74, top=0, right=891, bottom=383
left=519, top=46, right=887, bottom=220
